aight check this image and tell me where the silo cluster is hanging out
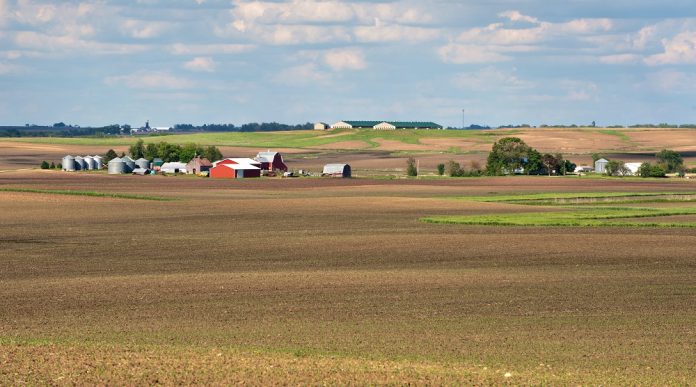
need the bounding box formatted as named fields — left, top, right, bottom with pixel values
left=62, top=155, right=104, bottom=171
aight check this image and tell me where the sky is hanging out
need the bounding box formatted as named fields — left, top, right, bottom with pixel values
left=1, top=0, right=696, bottom=128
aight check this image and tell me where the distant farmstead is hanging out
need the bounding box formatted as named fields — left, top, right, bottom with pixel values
left=323, top=164, right=352, bottom=178
left=330, top=120, right=442, bottom=130
left=255, top=151, right=288, bottom=172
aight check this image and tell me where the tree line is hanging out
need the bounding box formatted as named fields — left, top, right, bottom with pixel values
left=103, top=139, right=223, bottom=164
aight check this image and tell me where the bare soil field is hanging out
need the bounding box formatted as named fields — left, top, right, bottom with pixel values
left=1, top=171, right=695, bottom=384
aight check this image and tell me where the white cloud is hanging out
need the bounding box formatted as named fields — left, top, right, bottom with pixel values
left=15, top=31, right=148, bottom=55
left=498, top=10, right=538, bottom=24
left=169, top=43, right=255, bottom=55
left=120, top=19, right=170, bottom=39
left=0, top=61, right=22, bottom=75
left=354, top=25, right=441, bottom=43
left=104, top=71, right=196, bottom=89
left=645, top=31, right=696, bottom=65
left=323, top=48, right=366, bottom=71
left=438, top=43, right=511, bottom=64
left=599, top=54, right=641, bottom=64
left=183, top=56, right=216, bottom=72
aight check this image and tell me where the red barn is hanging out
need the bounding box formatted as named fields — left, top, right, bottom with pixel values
left=255, top=151, right=287, bottom=172
left=210, top=158, right=262, bottom=179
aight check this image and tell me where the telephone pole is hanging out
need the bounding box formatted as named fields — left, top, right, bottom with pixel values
left=462, top=108, right=465, bottom=129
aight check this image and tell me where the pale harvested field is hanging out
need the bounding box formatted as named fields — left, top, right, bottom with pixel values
left=1, top=171, right=695, bottom=385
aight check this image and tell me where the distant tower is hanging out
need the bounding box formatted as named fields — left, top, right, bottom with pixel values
left=145, top=120, right=150, bottom=129
left=462, top=109, right=465, bottom=129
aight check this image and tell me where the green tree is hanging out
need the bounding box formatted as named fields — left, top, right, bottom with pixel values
left=202, top=145, right=223, bottom=162
left=144, top=143, right=158, bottom=160
left=129, top=139, right=145, bottom=159
left=49, top=161, right=56, bottom=169
left=40, top=161, right=49, bottom=169
left=406, top=156, right=418, bottom=177
left=638, top=162, right=666, bottom=178
left=179, top=143, right=203, bottom=163
left=605, top=160, right=630, bottom=176
left=563, top=159, right=576, bottom=175
left=436, top=163, right=445, bottom=176
left=486, top=137, right=533, bottom=176
left=447, top=160, right=462, bottom=177
left=525, top=149, right=543, bottom=175
left=655, top=149, right=683, bottom=173
left=541, top=153, right=562, bottom=176
left=104, top=149, right=118, bottom=163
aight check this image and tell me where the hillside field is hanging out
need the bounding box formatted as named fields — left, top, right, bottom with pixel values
left=1, top=171, right=695, bottom=384
left=3, top=127, right=696, bottom=174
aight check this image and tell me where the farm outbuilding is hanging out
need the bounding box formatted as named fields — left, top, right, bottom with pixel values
left=314, top=122, right=330, bottom=130
left=62, top=155, right=76, bottom=171
left=107, top=157, right=126, bottom=174
left=186, top=156, right=213, bottom=175
left=135, top=158, right=150, bottom=170
left=255, top=151, right=288, bottom=172
left=160, top=162, right=187, bottom=174
left=121, top=156, right=136, bottom=172
left=210, top=163, right=261, bottom=179
left=595, top=158, right=609, bottom=174
left=323, top=164, right=352, bottom=178
left=93, top=155, right=103, bottom=169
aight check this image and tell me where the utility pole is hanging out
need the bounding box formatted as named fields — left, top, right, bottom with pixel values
left=462, top=108, right=466, bottom=129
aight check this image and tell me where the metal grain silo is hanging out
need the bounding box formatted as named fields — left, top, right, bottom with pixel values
left=135, top=158, right=150, bottom=169
left=62, top=155, right=76, bottom=171
left=121, top=156, right=135, bottom=173
left=107, top=157, right=126, bottom=174
left=83, top=156, right=95, bottom=170
left=74, top=156, right=85, bottom=171
left=92, top=155, right=103, bottom=170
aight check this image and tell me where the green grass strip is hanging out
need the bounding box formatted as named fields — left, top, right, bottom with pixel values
left=460, top=192, right=696, bottom=204
left=0, top=188, right=173, bottom=201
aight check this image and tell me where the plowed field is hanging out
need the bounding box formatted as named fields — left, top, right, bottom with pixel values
left=1, top=171, right=695, bottom=384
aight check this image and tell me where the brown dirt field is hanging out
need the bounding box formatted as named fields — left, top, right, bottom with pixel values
left=625, top=129, right=696, bottom=151
left=516, top=129, right=628, bottom=153
left=0, top=142, right=128, bottom=171
left=1, top=172, right=695, bottom=384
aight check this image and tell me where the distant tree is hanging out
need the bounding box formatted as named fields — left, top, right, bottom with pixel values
left=525, top=149, right=543, bottom=175
left=541, top=153, right=563, bottom=176
left=447, top=160, right=461, bottom=177
left=563, top=159, right=576, bottom=175
left=638, top=162, right=666, bottom=178
left=486, top=137, right=533, bottom=176
left=104, top=149, right=118, bottom=163
left=606, top=160, right=630, bottom=176
left=179, top=143, right=203, bottom=163
left=121, top=124, right=131, bottom=135
left=655, top=149, right=683, bottom=173
left=52, top=122, right=66, bottom=128
left=202, top=145, right=223, bottom=162
left=49, top=161, right=56, bottom=169
left=406, top=157, right=418, bottom=177
left=57, top=163, right=62, bottom=169
left=40, top=161, right=49, bottom=169
left=129, top=139, right=145, bottom=159
left=437, top=163, right=445, bottom=176
left=144, top=143, right=158, bottom=160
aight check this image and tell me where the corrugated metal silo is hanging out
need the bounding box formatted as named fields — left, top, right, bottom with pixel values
left=121, top=156, right=135, bottom=173
left=92, top=155, right=103, bottom=169
left=62, top=155, right=76, bottom=171
left=83, top=156, right=95, bottom=170
left=107, top=157, right=126, bottom=174
left=74, top=156, right=85, bottom=171
left=135, top=158, right=150, bottom=169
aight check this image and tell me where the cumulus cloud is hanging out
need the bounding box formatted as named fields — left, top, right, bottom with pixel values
left=498, top=10, right=538, bottom=24
left=105, top=71, right=196, bottom=89
left=15, top=31, right=148, bottom=54
left=323, top=48, right=366, bottom=71
left=354, top=25, right=440, bottom=43
left=645, top=31, right=696, bottom=65
left=183, top=56, right=216, bottom=72
left=438, top=43, right=511, bottom=64
left=120, top=19, right=171, bottom=39
left=272, top=63, right=331, bottom=85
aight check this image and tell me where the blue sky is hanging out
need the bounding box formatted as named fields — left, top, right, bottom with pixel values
left=1, top=0, right=696, bottom=127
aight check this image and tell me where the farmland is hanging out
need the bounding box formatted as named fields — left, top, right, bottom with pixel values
left=1, top=170, right=695, bottom=384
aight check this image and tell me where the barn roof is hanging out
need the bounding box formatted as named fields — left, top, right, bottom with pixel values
left=323, top=164, right=349, bottom=174
left=218, top=163, right=260, bottom=170
left=213, top=158, right=260, bottom=167
left=255, top=151, right=281, bottom=163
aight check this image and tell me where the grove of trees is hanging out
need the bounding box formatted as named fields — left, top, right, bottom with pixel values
left=485, top=137, right=571, bottom=176
left=127, top=139, right=223, bottom=163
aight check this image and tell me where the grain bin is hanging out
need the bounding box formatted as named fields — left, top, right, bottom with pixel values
left=121, top=156, right=135, bottom=173
left=83, top=156, right=95, bottom=170
left=135, top=158, right=150, bottom=169
left=62, top=155, right=76, bottom=171
left=107, top=157, right=126, bottom=174
left=74, top=156, right=86, bottom=171
left=92, top=155, right=103, bottom=169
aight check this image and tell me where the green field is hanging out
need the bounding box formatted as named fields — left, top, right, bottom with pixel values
left=423, top=192, right=696, bottom=227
